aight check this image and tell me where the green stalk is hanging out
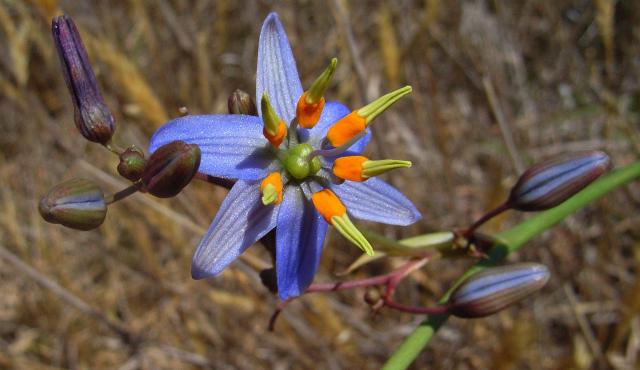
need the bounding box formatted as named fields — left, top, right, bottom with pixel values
left=382, top=161, right=640, bottom=370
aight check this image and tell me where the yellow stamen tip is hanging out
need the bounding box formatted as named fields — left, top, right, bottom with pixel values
left=261, top=93, right=284, bottom=135
left=331, top=214, right=374, bottom=256
left=361, top=159, right=412, bottom=178
left=296, top=58, right=337, bottom=129
left=357, top=85, right=412, bottom=125
left=306, top=58, right=337, bottom=104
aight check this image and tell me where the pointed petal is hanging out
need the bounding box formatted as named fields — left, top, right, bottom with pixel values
left=299, top=102, right=371, bottom=154
left=149, top=114, right=278, bottom=180
left=256, top=13, right=302, bottom=124
left=191, top=180, right=278, bottom=279
left=331, top=178, right=421, bottom=226
left=275, top=185, right=328, bottom=299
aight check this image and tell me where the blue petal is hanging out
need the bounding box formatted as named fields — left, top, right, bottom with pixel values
left=256, top=13, right=303, bottom=124
left=191, top=180, right=279, bottom=279
left=275, top=185, right=328, bottom=299
left=331, top=178, right=422, bottom=226
left=149, top=114, right=278, bottom=180
left=299, top=101, right=371, bottom=155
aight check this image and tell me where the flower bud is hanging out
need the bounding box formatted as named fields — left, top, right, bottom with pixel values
left=52, top=15, right=115, bottom=144
left=448, top=263, right=550, bottom=318
left=39, top=178, right=107, bottom=230
left=141, top=141, right=201, bottom=198
left=508, top=151, right=610, bottom=211
left=117, top=145, right=146, bottom=181
left=228, top=89, right=258, bottom=115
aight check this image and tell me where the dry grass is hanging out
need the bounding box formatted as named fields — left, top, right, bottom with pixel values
left=1, top=0, right=640, bottom=369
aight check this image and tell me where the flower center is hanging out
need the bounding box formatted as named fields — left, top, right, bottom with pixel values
left=283, top=143, right=321, bottom=180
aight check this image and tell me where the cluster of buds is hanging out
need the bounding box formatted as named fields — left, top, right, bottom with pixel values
left=40, top=15, right=201, bottom=231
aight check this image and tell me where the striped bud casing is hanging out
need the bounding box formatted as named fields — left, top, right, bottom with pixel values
left=39, top=178, right=107, bottom=231
left=117, top=145, right=146, bottom=181
left=142, top=141, right=201, bottom=198
left=52, top=15, right=115, bottom=144
left=508, top=151, right=610, bottom=211
left=448, top=263, right=550, bottom=318
left=228, top=89, right=258, bottom=115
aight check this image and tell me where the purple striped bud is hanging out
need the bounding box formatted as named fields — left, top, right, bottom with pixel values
left=448, top=263, right=550, bottom=318
left=39, top=178, right=107, bottom=231
left=508, top=151, right=610, bottom=211
left=52, top=15, right=115, bottom=144
left=117, top=145, right=146, bottom=181
left=141, top=141, right=201, bottom=198
left=228, top=89, right=258, bottom=115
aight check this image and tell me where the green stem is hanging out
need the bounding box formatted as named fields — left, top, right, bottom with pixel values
left=382, top=161, right=640, bottom=370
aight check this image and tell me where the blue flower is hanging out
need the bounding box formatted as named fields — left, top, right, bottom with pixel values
left=149, top=13, right=421, bottom=299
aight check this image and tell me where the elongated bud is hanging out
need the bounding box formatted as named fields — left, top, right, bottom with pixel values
left=261, top=93, right=287, bottom=148
left=228, top=89, right=258, bottom=115
left=52, top=15, right=115, bottom=144
left=333, top=156, right=412, bottom=181
left=448, top=263, right=550, bottom=318
left=296, top=58, right=337, bottom=128
left=508, top=151, right=610, bottom=211
left=311, top=189, right=374, bottom=255
left=117, top=145, right=146, bottom=181
left=39, top=178, right=107, bottom=230
left=326, top=86, right=412, bottom=147
left=142, top=141, right=201, bottom=198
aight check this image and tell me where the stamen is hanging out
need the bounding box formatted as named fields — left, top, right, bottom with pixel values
left=310, top=131, right=366, bottom=159
left=361, top=159, right=412, bottom=178
left=296, top=58, right=337, bottom=128
left=333, top=156, right=368, bottom=181
left=326, top=86, right=412, bottom=147
left=260, top=172, right=283, bottom=205
left=261, top=93, right=287, bottom=148
left=311, top=189, right=373, bottom=255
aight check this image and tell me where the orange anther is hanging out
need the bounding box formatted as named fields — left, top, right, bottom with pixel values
left=326, top=111, right=366, bottom=147
left=260, top=172, right=283, bottom=204
left=333, top=156, right=368, bottom=181
left=296, top=92, right=325, bottom=128
left=263, top=121, right=287, bottom=148
left=311, top=189, right=346, bottom=224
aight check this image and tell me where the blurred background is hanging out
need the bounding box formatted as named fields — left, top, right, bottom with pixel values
left=1, top=0, right=639, bottom=369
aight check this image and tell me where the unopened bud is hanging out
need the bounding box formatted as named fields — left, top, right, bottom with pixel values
left=508, top=151, right=610, bottom=211
left=228, top=89, right=258, bottom=115
left=52, top=15, right=115, bottom=144
left=39, top=178, right=107, bottom=230
left=141, top=141, right=201, bottom=198
left=448, top=263, right=550, bottom=318
left=117, top=145, right=146, bottom=181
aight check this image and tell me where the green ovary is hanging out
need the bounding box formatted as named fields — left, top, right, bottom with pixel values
left=283, top=143, right=321, bottom=180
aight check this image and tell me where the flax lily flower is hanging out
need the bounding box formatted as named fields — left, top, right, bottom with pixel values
left=149, top=13, right=421, bottom=299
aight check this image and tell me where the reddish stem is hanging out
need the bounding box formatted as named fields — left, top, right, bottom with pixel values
left=268, top=257, right=432, bottom=330
left=462, top=201, right=511, bottom=239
